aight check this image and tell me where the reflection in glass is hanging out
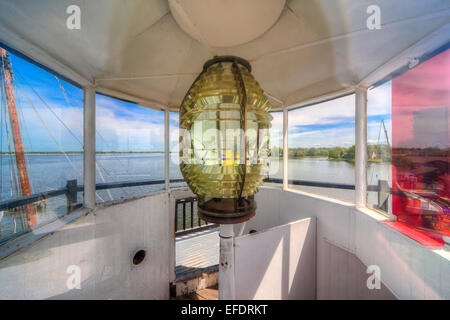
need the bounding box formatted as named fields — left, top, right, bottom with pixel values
left=0, top=50, right=83, bottom=243
left=392, top=49, right=449, bottom=239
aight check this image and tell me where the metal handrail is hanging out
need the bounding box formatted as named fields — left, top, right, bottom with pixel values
left=264, top=177, right=392, bottom=211
left=0, top=177, right=390, bottom=211
left=263, top=177, right=382, bottom=192
left=0, top=178, right=185, bottom=211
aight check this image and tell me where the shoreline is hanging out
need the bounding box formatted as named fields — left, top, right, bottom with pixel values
left=287, top=156, right=391, bottom=164
left=0, top=151, right=170, bottom=155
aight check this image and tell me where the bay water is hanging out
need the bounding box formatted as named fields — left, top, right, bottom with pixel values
left=0, top=153, right=391, bottom=243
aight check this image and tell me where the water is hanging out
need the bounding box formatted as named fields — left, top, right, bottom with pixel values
left=0, top=153, right=185, bottom=243
left=95, top=153, right=185, bottom=202
left=267, top=157, right=391, bottom=205
left=0, top=154, right=391, bottom=243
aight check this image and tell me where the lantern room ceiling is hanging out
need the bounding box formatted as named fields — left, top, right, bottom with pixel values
left=0, top=0, right=449, bottom=111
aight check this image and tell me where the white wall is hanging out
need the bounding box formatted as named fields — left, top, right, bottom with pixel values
left=0, top=192, right=170, bottom=300
left=234, top=217, right=316, bottom=299
left=230, top=186, right=282, bottom=237
left=354, top=207, right=450, bottom=299
left=1, top=185, right=448, bottom=300
left=252, top=186, right=449, bottom=299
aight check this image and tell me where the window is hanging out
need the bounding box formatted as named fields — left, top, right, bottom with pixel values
left=389, top=48, right=449, bottom=239
left=95, top=96, right=165, bottom=203
left=288, top=94, right=355, bottom=202
left=266, top=111, right=283, bottom=181
left=170, top=111, right=186, bottom=188
left=0, top=50, right=83, bottom=243
left=367, top=81, right=392, bottom=215
left=366, top=48, right=450, bottom=242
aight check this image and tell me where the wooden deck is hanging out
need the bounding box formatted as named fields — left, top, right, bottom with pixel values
left=175, top=227, right=219, bottom=279
left=174, top=285, right=219, bottom=300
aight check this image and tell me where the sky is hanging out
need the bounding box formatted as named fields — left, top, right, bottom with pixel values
left=1, top=51, right=172, bottom=153
left=1, top=50, right=391, bottom=153
left=270, top=82, right=392, bottom=149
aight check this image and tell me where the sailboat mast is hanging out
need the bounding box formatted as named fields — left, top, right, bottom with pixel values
left=381, top=119, right=391, bottom=150
left=0, top=48, right=36, bottom=227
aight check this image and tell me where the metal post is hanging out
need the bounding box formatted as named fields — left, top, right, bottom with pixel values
left=83, top=86, right=96, bottom=209
left=175, top=201, right=179, bottom=232
left=377, top=179, right=390, bottom=212
left=164, top=109, right=170, bottom=190
left=65, top=179, right=78, bottom=210
left=190, top=200, right=194, bottom=229
left=182, top=202, right=186, bottom=230
left=219, top=224, right=235, bottom=300
left=355, top=87, right=368, bottom=208
left=283, top=107, right=288, bottom=190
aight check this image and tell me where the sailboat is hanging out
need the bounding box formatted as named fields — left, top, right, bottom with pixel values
left=0, top=48, right=36, bottom=227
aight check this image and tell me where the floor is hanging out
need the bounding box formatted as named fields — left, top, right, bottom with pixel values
left=175, top=285, right=219, bottom=300
left=175, top=227, right=219, bottom=279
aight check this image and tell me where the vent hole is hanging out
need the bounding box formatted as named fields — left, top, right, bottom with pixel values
left=133, top=250, right=146, bottom=265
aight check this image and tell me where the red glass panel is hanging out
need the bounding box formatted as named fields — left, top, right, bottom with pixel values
left=392, top=49, right=450, bottom=241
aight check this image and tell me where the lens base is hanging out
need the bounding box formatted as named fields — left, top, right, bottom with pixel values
left=198, top=196, right=256, bottom=224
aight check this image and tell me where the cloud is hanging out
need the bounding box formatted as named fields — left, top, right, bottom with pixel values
left=4, top=98, right=84, bottom=152
left=3, top=84, right=165, bottom=152
left=368, top=81, right=391, bottom=116
left=95, top=97, right=165, bottom=152
left=288, top=94, right=355, bottom=129
left=8, top=47, right=394, bottom=154
left=285, top=94, right=355, bottom=148
left=279, top=82, right=393, bottom=148
left=289, top=126, right=355, bottom=148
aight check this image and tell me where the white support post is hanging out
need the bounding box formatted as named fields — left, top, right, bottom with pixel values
left=219, top=224, right=235, bottom=300
left=164, top=109, right=170, bottom=190
left=355, top=87, right=368, bottom=208
left=283, top=108, right=288, bottom=190
left=83, top=86, right=96, bottom=209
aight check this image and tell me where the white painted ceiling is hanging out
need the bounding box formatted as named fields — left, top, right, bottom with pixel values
left=0, top=0, right=449, bottom=111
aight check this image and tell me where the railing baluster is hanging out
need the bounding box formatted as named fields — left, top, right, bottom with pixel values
left=65, top=179, right=78, bottom=210
left=190, top=200, right=194, bottom=228
left=175, top=201, right=179, bottom=232
left=174, top=197, right=218, bottom=237
left=182, top=202, right=186, bottom=231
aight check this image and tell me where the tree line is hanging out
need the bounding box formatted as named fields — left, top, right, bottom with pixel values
left=272, top=144, right=392, bottom=162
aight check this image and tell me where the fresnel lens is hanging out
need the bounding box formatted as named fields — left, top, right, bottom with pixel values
left=179, top=56, right=272, bottom=224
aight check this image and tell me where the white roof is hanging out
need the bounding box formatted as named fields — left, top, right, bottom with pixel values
left=0, top=0, right=449, bottom=111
